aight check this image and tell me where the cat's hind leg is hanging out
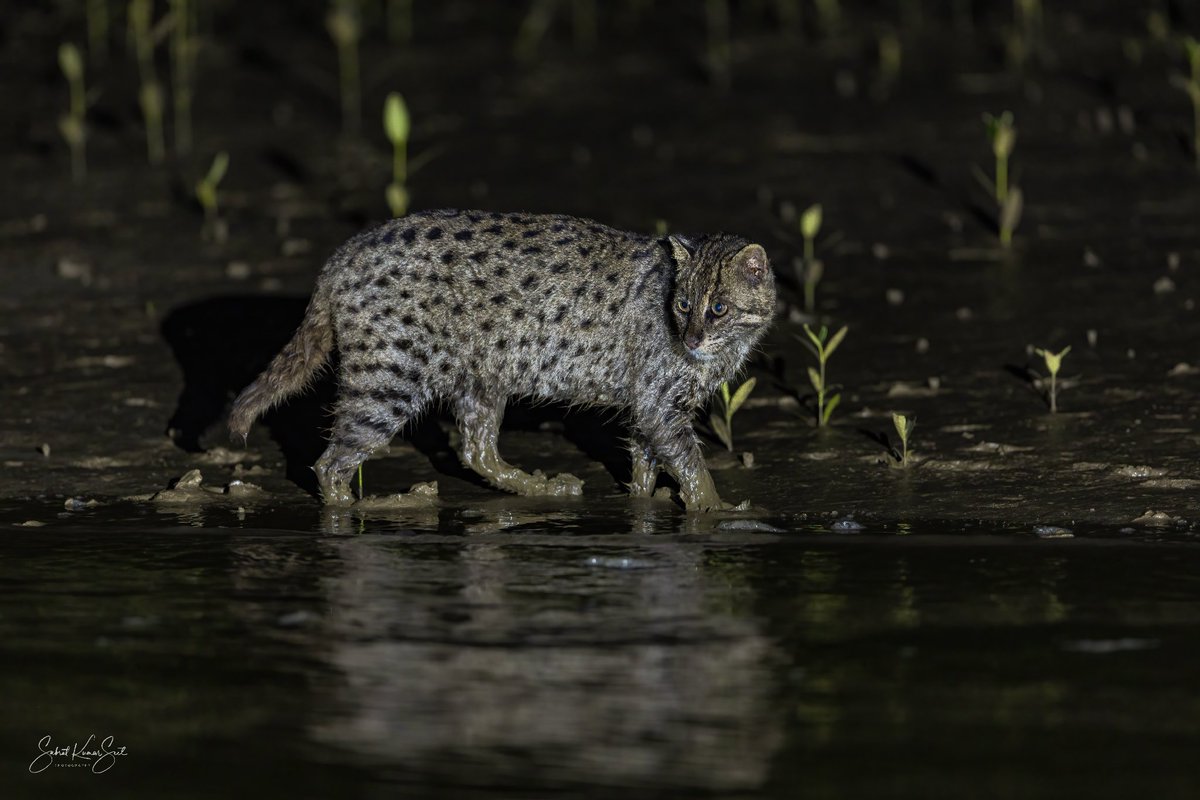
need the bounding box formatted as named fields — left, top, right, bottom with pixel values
left=627, top=439, right=661, bottom=497
left=452, top=391, right=583, bottom=497
left=315, top=382, right=425, bottom=505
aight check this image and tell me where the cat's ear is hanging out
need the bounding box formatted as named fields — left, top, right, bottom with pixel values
left=734, top=243, right=770, bottom=284
left=668, top=235, right=695, bottom=267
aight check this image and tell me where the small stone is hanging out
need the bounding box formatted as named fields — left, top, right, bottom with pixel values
left=915, top=337, right=930, bottom=354
left=830, top=517, right=864, bottom=533
left=885, top=288, right=904, bottom=306
left=1153, top=276, right=1176, bottom=294
left=955, top=307, right=973, bottom=321
left=1086, top=329, right=1098, bottom=347
left=1167, top=251, right=1181, bottom=271
left=872, top=243, right=890, bottom=260
left=37, top=443, right=50, bottom=457
left=741, top=451, right=755, bottom=468
left=1083, top=248, right=1101, bottom=268
left=226, top=261, right=251, bottom=280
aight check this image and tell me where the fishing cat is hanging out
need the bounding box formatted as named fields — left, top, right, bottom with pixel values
left=229, top=209, right=775, bottom=511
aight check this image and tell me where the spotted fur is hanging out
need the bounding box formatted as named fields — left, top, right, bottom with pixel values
left=229, top=209, right=775, bottom=510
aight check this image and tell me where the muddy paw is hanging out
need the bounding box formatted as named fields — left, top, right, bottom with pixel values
left=525, top=470, right=584, bottom=497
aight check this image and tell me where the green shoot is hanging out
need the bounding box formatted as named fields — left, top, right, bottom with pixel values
left=195, top=151, right=229, bottom=242
left=388, top=0, right=414, bottom=44
left=709, top=377, right=756, bottom=452
left=1034, top=345, right=1071, bottom=413
left=327, top=0, right=362, bottom=136
left=140, top=82, right=166, bottom=165
left=87, top=0, right=109, bottom=64
left=802, top=324, right=847, bottom=428
left=891, top=412, right=914, bottom=467
left=654, top=219, right=669, bottom=236
left=169, top=0, right=193, bottom=155
left=384, top=92, right=410, bottom=217
left=983, top=111, right=1021, bottom=247
left=799, top=203, right=823, bottom=313
left=128, top=0, right=165, bottom=165
left=515, top=0, right=556, bottom=64
left=357, top=463, right=364, bottom=499
left=814, top=0, right=841, bottom=37
left=1179, top=37, right=1200, bottom=170
left=58, top=43, right=87, bottom=184
left=573, top=0, right=598, bottom=49
left=877, top=30, right=902, bottom=92
left=128, top=0, right=154, bottom=85
left=983, top=111, right=1016, bottom=205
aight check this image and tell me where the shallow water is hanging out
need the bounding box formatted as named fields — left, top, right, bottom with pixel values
left=5, top=509, right=1200, bottom=797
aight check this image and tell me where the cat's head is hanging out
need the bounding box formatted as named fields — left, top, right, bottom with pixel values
left=667, top=233, right=776, bottom=363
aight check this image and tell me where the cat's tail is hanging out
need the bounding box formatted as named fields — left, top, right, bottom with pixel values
left=228, top=281, right=334, bottom=443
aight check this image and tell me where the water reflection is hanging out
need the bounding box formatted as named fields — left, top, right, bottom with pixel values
left=308, top=529, right=786, bottom=792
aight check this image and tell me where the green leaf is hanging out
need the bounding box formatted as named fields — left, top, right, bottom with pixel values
left=58, top=43, right=83, bottom=81
left=728, top=377, right=756, bottom=416
left=205, top=151, right=229, bottom=187
left=807, top=367, right=822, bottom=393
left=384, top=92, right=410, bottom=145
left=720, top=381, right=731, bottom=407
left=709, top=413, right=731, bottom=450
left=800, top=203, right=823, bottom=239
left=802, top=323, right=823, bottom=352
left=822, top=392, right=841, bottom=425
left=892, top=412, right=908, bottom=440
left=824, top=325, right=848, bottom=359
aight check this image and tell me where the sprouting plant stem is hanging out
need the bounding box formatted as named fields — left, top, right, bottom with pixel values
left=357, top=464, right=364, bottom=499
left=394, top=143, right=407, bottom=187
left=87, top=0, right=109, bottom=64
left=1048, top=372, right=1057, bottom=413
left=388, top=0, right=413, bottom=43
left=996, top=153, right=1008, bottom=205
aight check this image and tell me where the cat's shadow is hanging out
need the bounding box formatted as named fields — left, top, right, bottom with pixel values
left=160, top=294, right=631, bottom=497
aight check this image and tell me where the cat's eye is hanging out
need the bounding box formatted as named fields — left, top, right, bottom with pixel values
left=676, top=298, right=691, bottom=313
left=711, top=301, right=729, bottom=317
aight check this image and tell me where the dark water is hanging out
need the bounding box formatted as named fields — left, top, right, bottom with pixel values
left=5, top=505, right=1200, bottom=798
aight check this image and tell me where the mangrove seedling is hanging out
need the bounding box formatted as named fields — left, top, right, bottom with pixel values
left=58, top=43, right=87, bottom=183
left=983, top=111, right=1022, bottom=247
left=515, top=0, right=556, bottom=64
left=388, top=0, right=414, bottom=44
left=384, top=92, right=410, bottom=217
left=1177, top=37, right=1200, bottom=169
left=87, top=0, right=109, bottom=64
left=799, top=203, right=823, bottom=313
left=814, top=0, right=841, bottom=38
left=984, top=111, right=1016, bottom=205
left=195, top=151, right=229, bottom=243
left=802, top=323, right=847, bottom=428
left=710, top=377, right=757, bottom=452
left=128, top=0, right=154, bottom=85
left=169, top=0, right=193, bottom=155
left=1034, top=345, right=1071, bottom=413
left=891, top=412, right=914, bottom=467
left=327, top=0, right=362, bottom=136
left=139, top=81, right=166, bottom=165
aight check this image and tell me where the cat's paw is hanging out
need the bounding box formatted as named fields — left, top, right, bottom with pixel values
left=522, top=470, right=584, bottom=497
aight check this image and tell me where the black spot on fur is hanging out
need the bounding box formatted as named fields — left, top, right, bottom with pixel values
left=400, top=228, right=417, bottom=244
left=440, top=251, right=456, bottom=265
left=551, top=262, right=569, bottom=274
left=490, top=293, right=508, bottom=305
left=454, top=230, right=474, bottom=241
left=425, top=227, right=443, bottom=240
left=521, top=274, right=538, bottom=290
left=521, top=245, right=543, bottom=255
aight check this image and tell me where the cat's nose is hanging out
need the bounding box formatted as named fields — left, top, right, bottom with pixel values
left=684, top=333, right=704, bottom=351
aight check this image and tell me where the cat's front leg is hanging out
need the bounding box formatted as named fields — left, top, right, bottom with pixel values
left=633, top=407, right=722, bottom=512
